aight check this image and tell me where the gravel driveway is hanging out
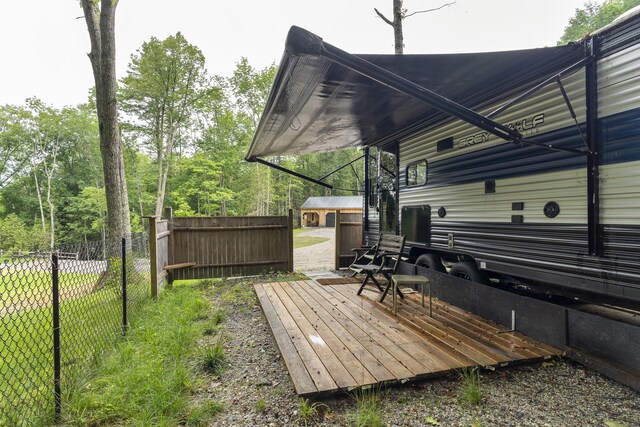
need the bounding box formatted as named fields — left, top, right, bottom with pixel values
left=293, top=227, right=336, bottom=272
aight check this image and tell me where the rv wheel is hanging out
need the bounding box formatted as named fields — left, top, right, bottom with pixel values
left=449, top=262, right=487, bottom=284
left=415, top=253, right=445, bottom=272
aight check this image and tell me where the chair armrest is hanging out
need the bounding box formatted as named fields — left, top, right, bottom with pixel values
left=379, top=250, right=401, bottom=257
left=352, top=246, right=373, bottom=253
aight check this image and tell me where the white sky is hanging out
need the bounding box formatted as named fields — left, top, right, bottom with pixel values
left=0, top=0, right=594, bottom=108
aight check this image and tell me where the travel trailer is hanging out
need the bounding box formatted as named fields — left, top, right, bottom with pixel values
left=247, top=10, right=640, bottom=308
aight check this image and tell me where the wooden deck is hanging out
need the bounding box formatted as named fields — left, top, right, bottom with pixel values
left=254, top=280, right=562, bottom=397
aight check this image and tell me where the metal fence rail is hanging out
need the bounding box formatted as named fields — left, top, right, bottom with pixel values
left=0, top=233, right=151, bottom=426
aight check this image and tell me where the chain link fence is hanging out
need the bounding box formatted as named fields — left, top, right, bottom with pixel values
left=0, top=233, right=151, bottom=426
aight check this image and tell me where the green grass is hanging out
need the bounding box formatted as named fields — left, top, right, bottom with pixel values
left=293, top=227, right=307, bottom=235
left=255, top=398, right=267, bottom=412
left=215, top=281, right=256, bottom=308
left=293, top=236, right=330, bottom=249
left=200, top=341, right=227, bottom=375
left=203, top=308, right=225, bottom=335
left=459, top=367, right=483, bottom=405
left=0, top=278, right=146, bottom=426
left=350, top=387, right=383, bottom=427
left=296, top=397, right=327, bottom=426
left=185, top=401, right=225, bottom=426
left=0, top=270, right=99, bottom=298
left=63, top=282, right=215, bottom=426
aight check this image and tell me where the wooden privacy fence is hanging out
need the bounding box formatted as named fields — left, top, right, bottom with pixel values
left=149, top=218, right=170, bottom=297
left=148, top=210, right=294, bottom=294
left=335, top=210, right=363, bottom=269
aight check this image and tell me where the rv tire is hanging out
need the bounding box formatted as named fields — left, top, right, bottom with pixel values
left=415, top=253, right=445, bottom=272
left=449, top=261, right=487, bottom=284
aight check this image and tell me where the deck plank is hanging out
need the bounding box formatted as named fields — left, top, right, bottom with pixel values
left=329, top=285, right=474, bottom=369
left=261, top=283, right=338, bottom=393
left=304, top=280, right=449, bottom=373
left=270, top=282, right=359, bottom=389
left=426, top=297, right=559, bottom=357
left=403, top=295, right=543, bottom=360
left=281, top=282, right=394, bottom=385
left=254, top=284, right=317, bottom=395
left=290, top=281, right=413, bottom=381
left=255, top=280, right=562, bottom=397
left=387, top=296, right=518, bottom=364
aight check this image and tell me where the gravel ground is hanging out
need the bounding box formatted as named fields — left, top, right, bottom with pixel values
left=294, top=228, right=335, bottom=272
left=194, top=277, right=640, bottom=427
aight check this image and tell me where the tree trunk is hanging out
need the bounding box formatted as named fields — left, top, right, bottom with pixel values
left=155, top=134, right=173, bottom=217
left=46, top=174, right=55, bottom=250
left=376, top=0, right=454, bottom=54
left=393, top=0, right=404, bottom=54
left=81, top=0, right=131, bottom=241
left=33, top=167, right=46, bottom=236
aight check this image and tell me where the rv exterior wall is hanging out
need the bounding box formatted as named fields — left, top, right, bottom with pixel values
left=395, top=39, right=640, bottom=302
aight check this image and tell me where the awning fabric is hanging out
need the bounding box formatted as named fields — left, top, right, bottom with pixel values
left=246, top=26, right=585, bottom=159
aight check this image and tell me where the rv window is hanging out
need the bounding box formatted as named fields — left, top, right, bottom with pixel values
left=406, top=160, right=427, bottom=187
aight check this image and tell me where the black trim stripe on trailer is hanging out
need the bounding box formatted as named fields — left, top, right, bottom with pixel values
left=426, top=221, right=640, bottom=300
left=598, top=11, right=640, bottom=57
left=399, top=106, right=640, bottom=189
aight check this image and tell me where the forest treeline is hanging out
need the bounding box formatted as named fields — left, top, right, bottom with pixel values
left=2, top=0, right=637, bottom=251
left=0, top=34, right=362, bottom=250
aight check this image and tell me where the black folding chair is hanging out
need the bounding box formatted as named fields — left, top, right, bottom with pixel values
left=349, top=233, right=406, bottom=302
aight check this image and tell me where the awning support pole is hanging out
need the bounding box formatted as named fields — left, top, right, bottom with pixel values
left=487, top=58, right=589, bottom=119
left=556, top=77, right=591, bottom=153
left=310, top=30, right=586, bottom=156
left=318, top=41, right=525, bottom=145
left=248, top=157, right=334, bottom=189
left=317, top=154, right=365, bottom=181
left=585, top=39, right=601, bottom=256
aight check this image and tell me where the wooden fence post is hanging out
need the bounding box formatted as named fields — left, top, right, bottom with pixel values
left=288, top=209, right=294, bottom=272
left=164, top=207, right=174, bottom=284
left=335, top=210, right=341, bottom=270
left=148, top=216, right=158, bottom=298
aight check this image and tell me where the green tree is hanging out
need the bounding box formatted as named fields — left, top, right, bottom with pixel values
left=68, top=186, right=108, bottom=243
left=0, top=213, right=29, bottom=252
left=80, top=0, right=132, bottom=240
left=559, top=0, right=640, bottom=44
left=120, top=32, right=212, bottom=217
left=169, top=154, right=231, bottom=216
left=228, top=59, right=278, bottom=214
left=0, top=105, right=31, bottom=190
left=230, top=57, right=277, bottom=127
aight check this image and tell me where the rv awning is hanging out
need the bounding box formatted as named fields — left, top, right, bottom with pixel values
left=246, top=26, right=586, bottom=159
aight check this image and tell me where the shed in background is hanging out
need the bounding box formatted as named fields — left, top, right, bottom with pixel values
left=300, top=196, right=361, bottom=227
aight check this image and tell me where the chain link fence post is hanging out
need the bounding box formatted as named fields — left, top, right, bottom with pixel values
left=122, top=237, right=127, bottom=335
left=52, top=252, right=61, bottom=422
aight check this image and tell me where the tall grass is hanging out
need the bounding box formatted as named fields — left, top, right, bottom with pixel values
left=296, top=397, right=328, bottom=426
left=350, top=387, right=384, bottom=427
left=63, top=282, right=216, bottom=426
left=459, top=367, right=483, bottom=405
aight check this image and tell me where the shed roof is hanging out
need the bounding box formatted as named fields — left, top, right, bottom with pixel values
left=300, top=196, right=362, bottom=209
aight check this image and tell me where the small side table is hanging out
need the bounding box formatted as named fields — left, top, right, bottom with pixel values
left=391, top=275, right=431, bottom=317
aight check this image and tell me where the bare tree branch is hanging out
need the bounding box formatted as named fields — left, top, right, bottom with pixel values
left=404, top=1, right=455, bottom=19
left=374, top=7, right=394, bottom=26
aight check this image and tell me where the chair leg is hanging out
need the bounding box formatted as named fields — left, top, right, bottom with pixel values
left=370, top=275, right=384, bottom=293
left=356, top=273, right=371, bottom=295
left=383, top=273, right=404, bottom=298
left=379, top=281, right=392, bottom=302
